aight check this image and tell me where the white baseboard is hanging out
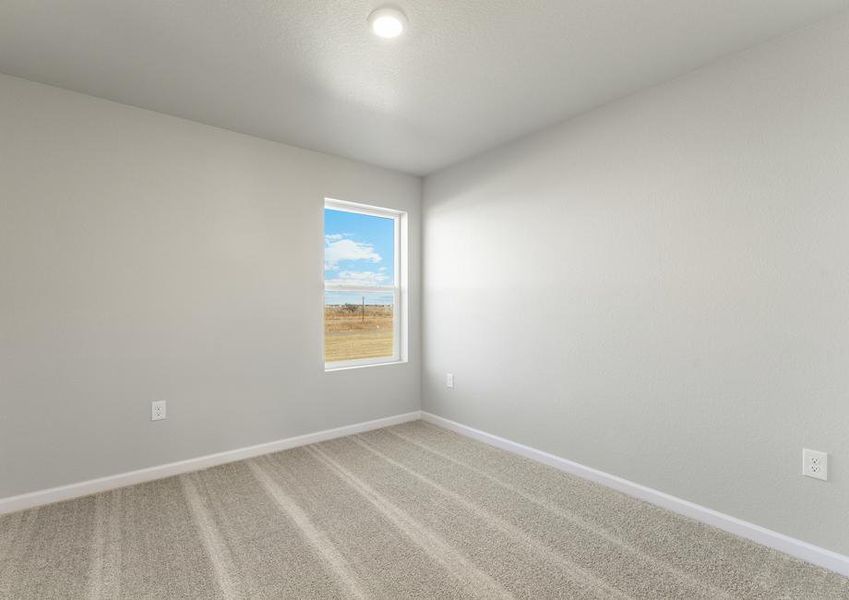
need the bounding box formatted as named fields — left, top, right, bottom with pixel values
left=0, top=411, right=422, bottom=516
left=421, top=411, right=849, bottom=578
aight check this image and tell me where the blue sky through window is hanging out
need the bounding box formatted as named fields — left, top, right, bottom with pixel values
left=324, top=208, right=394, bottom=305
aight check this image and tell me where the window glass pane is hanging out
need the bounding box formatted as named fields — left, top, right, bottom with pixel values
left=324, top=208, right=394, bottom=287
left=324, top=290, right=394, bottom=362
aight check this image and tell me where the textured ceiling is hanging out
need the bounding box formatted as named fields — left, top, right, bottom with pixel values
left=0, top=1, right=847, bottom=174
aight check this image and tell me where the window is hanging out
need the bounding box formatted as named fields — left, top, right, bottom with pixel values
left=324, top=199, right=406, bottom=369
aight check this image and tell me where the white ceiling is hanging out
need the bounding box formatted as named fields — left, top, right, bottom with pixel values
left=1, top=1, right=847, bottom=175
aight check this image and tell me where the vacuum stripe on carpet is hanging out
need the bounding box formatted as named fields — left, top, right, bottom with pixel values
left=351, top=434, right=632, bottom=600
left=248, top=456, right=370, bottom=600
left=181, top=473, right=240, bottom=600
left=305, top=444, right=517, bottom=600
left=384, top=427, right=732, bottom=600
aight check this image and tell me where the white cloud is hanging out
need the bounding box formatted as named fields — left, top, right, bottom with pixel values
left=324, top=238, right=382, bottom=270
left=325, top=270, right=390, bottom=287
left=324, top=233, right=345, bottom=243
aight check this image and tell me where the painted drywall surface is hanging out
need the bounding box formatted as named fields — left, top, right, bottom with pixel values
left=0, top=74, right=421, bottom=498
left=2, top=1, right=847, bottom=175
left=422, top=14, right=849, bottom=555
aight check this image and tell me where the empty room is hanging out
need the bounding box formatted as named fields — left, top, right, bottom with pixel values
left=1, top=1, right=848, bottom=598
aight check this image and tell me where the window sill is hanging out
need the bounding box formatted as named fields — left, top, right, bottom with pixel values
left=324, top=359, right=408, bottom=373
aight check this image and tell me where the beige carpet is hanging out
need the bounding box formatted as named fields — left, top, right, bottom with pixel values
left=1, top=421, right=847, bottom=599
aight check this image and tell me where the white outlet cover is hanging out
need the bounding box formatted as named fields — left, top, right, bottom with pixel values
left=802, top=448, right=827, bottom=481
left=446, top=373, right=454, bottom=388
left=151, top=400, right=167, bottom=421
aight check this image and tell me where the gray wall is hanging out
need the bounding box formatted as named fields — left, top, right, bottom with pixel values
left=422, top=14, right=849, bottom=555
left=0, top=74, right=421, bottom=498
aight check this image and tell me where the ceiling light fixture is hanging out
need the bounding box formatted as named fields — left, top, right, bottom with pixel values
left=368, top=6, right=407, bottom=39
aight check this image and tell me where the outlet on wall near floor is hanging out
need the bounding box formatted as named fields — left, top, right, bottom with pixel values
left=446, top=373, right=454, bottom=389
left=151, top=400, right=167, bottom=421
left=802, top=448, right=827, bottom=481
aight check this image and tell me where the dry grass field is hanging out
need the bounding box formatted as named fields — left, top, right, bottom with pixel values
left=324, top=304, right=394, bottom=362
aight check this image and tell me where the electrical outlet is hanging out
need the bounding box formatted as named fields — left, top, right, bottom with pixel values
left=802, top=448, right=827, bottom=481
left=151, top=400, right=167, bottom=421
left=446, top=373, right=454, bottom=389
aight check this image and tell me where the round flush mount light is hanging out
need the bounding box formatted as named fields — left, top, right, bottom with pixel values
left=368, top=6, right=407, bottom=39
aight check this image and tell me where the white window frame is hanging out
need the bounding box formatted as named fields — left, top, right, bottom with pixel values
left=324, top=198, right=407, bottom=371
